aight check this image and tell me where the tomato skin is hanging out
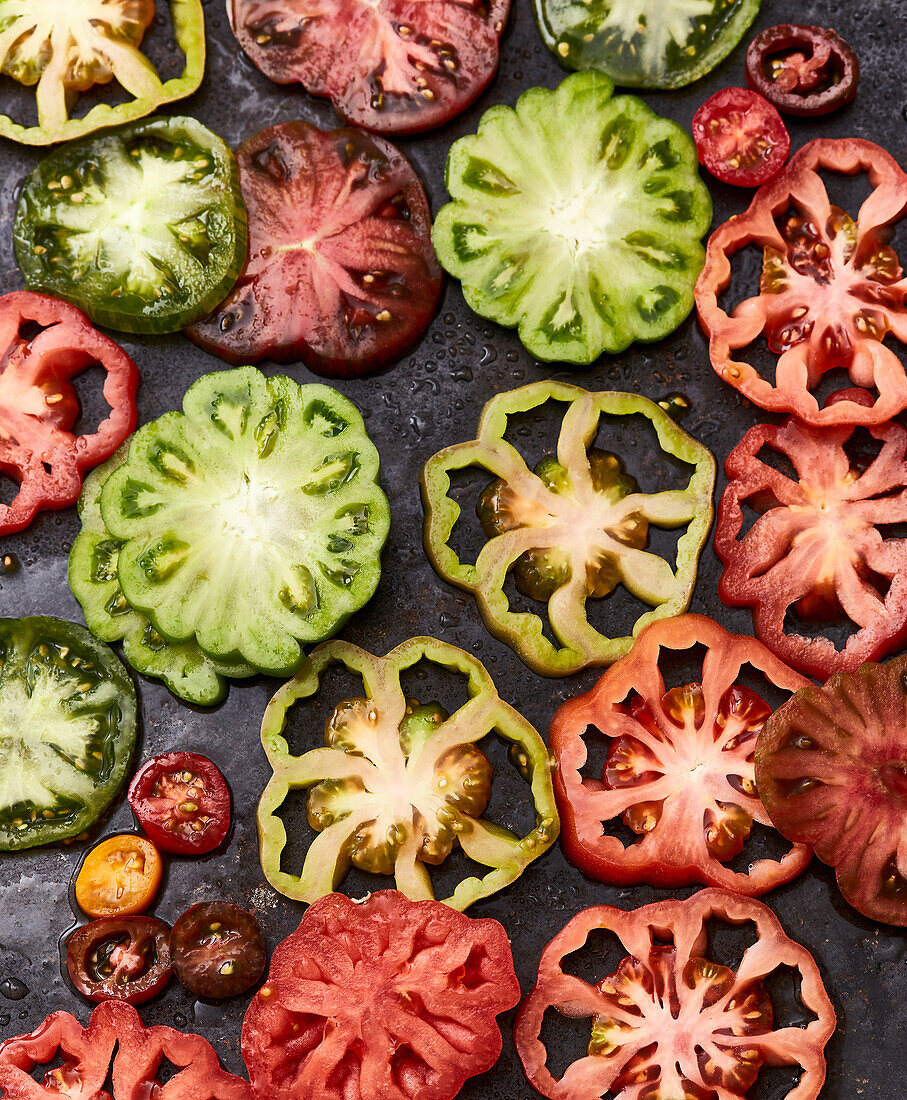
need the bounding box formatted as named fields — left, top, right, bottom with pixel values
left=0, top=292, right=138, bottom=536
left=74, top=835, right=164, bottom=919
left=170, top=903, right=266, bottom=999
left=128, top=752, right=231, bottom=856
left=746, top=24, right=859, bottom=117
left=692, top=87, right=790, bottom=187
left=66, top=916, right=172, bottom=1005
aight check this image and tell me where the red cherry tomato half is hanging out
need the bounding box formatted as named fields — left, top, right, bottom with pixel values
left=66, top=916, right=172, bottom=1005
left=170, top=902, right=267, bottom=999
left=128, top=752, right=231, bottom=856
left=692, top=88, right=790, bottom=187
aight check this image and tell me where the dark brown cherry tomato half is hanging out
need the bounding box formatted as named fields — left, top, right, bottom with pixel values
left=128, top=752, right=231, bottom=856
left=746, top=24, right=859, bottom=117
left=170, top=902, right=266, bottom=999
left=692, top=87, right=790, bottom=188
left=66, top=916, right=172, bottom=1005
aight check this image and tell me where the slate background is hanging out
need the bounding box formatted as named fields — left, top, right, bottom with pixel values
left=0, top=0, right=905, bottom=1096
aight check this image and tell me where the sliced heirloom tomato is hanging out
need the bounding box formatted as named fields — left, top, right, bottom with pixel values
left=241, top=890, right=520, bottom=1100
left=746, top=24, right=859, bottom=117
left=0, top=292, right=138, bottom=536
left=170, top=902, right=267, bottom=999
left=257, top=636, right=559, bottom=909
left=696, top=138, right=907, bottom=426
left=422, top=382, right=716, bottom=676
left=66, top=916, right=172, bottom=1005
left=187, top=121, right=441, bottom=378
left=0, top=1, right=205, bottom=146
left=716, top=400, right=907, bottom=679
left=550, top=614, right=812, bottom=894
left=756, top=657, right=907, bottom=926
left=0, top=1000, right=253, bottom=1099
left=515, top=889, right=836, bottom=1100
left=0, top=617, right=137, bottom=852
left=14, top=116, right=247, bottom=335
left=433, top=71, right=712, bottom=364
left=99, top=367, right=390, bottom=676
left=692, top=88, right=790, bottom=188
left=228, top=0, right=509, bottom=134
left=128, top=752, right=231, bottom=856
left=74, top=835, right=163, bottom=918
left=535, top=0, right=761, bottom=89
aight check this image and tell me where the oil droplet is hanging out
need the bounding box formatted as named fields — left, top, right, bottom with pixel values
left=0, top=978, right=27, bottom=1001
left=0, top=554, right=18, bottom=576
left=657, top=392, right=691, bottom=420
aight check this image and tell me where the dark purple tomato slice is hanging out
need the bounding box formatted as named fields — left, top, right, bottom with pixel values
left=186, top=122, right=442, bottom=378
left=67, top=916, right=172, bottom=1005
left=128, top=752, right=231, bottom=856
left=746, top=24, right=859, bottom=117
left=171, top=902, right=267, bottom=999
left=227, top=0, right=510, bottom=134
left=692, top=87, right=791, bottom=188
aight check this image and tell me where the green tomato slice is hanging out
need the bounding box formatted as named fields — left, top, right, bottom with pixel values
left=69, top=451, right=254, bottom=707
left=433, top=71, right=712, bottom=364
left=13, top=116, right=247, bottom=334
left=0, top=616, right=137, bottom=851
left=534, top=0, right=761, bottom=89
left=100, top=367, right=390, bottom=676
left=0, top=0, right=206, bottom=146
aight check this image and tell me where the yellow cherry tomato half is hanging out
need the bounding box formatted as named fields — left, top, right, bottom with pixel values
left=75, top=835, right=163, bottom=918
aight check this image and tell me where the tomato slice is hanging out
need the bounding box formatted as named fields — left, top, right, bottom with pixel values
left=74, top=835, right=163, bottom=919
left=128, top=752, right=231, bottom=856
left=187, top=122, right=441, bottom=378
left=0, top=1000, right=253, bottom=1099
left=228, top=0, right=510, bottom=134
left=697, top=138, right=907, bottom=425
left=170, top=902, right=266, bottom=999
left=550, top=614, right=812, bottom=894
left=692, top=87, right=790, bottom=187
left=746, top=24, right=859, bottom=117
left=66, top=916, right=172, bottom=1005
left=515, top=889, right=836, bottom=1100
left=716, top=404, right=907, bottom=679
left=241, top=891, right=520, bottom=1100
left=0, top=292, right=138, bottom=536
left=756, top=657, right=907, bottom=926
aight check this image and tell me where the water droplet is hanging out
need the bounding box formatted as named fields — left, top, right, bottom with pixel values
left=173, top=1013, right=187, bottom=1027
left=0, top=978, right=28, bottom=1001
left=0, top=1014, right=9, bottom=1026
left=439, top=613, right=457, bottom=628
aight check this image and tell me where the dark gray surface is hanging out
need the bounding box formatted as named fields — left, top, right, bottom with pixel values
left=0, top=0, right=906, bottom=1096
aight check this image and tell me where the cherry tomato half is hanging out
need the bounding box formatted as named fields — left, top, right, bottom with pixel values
left=127, top=752, right=231, bottom=856
left=66, top=916, right=172, bottom=1005
left=746, top=24, right=859, bottom=117
left=74, top=835, right=163, bottom=918
left=692, top=87, right=790, bottom=187
left=170, top=902, right=266, bottom=999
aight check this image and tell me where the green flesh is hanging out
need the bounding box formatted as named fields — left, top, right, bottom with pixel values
left=534, top=0, right=761, bottom=88
left=0, top=616, right=136, bottom=850
left=100, top=367, right=390, bottom=676
left=14, top=116, right=247, bottom=333
left=433, top=71, right=711, bottom=364
left=69, top=451, right=254, bottom=707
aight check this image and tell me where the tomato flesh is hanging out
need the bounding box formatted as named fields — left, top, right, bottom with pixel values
left=74, top=835, right=163, bottom=918
left=128, top=752, right=231, bottom=856
left=66, top=916, right=172, bottom=1005
left=746, top=25, right=859, bottom=117
left=170, top=902, right=267, bottom=999
left=692, top=88, right=790, bottom=187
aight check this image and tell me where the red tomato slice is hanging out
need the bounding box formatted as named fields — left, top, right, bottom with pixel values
left=550, top=614, right=812, bottom=894
left=170, top=902, right=266, bottom=999
left=186, top=122, right=442, bottom=378
left=128, top=752, right=231, bottom=856
left=717, top=401, right=907, bottom=679
left=241, top=890, right=520, bottom=1100
left=66, top=916, right=172, bottom=1005
left=228, top=0, right=510, bottom=134
left=0, top=1000, right=252, bottom=1099
left=0, top=292, right=138, bottom=535
left=696, top=138, right=907, bottom=426
left=515, top=889, right=836, bottom=1100
left=756, top=657, right=907, bottom=926
left=692, top=87, right=790, bottom=187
